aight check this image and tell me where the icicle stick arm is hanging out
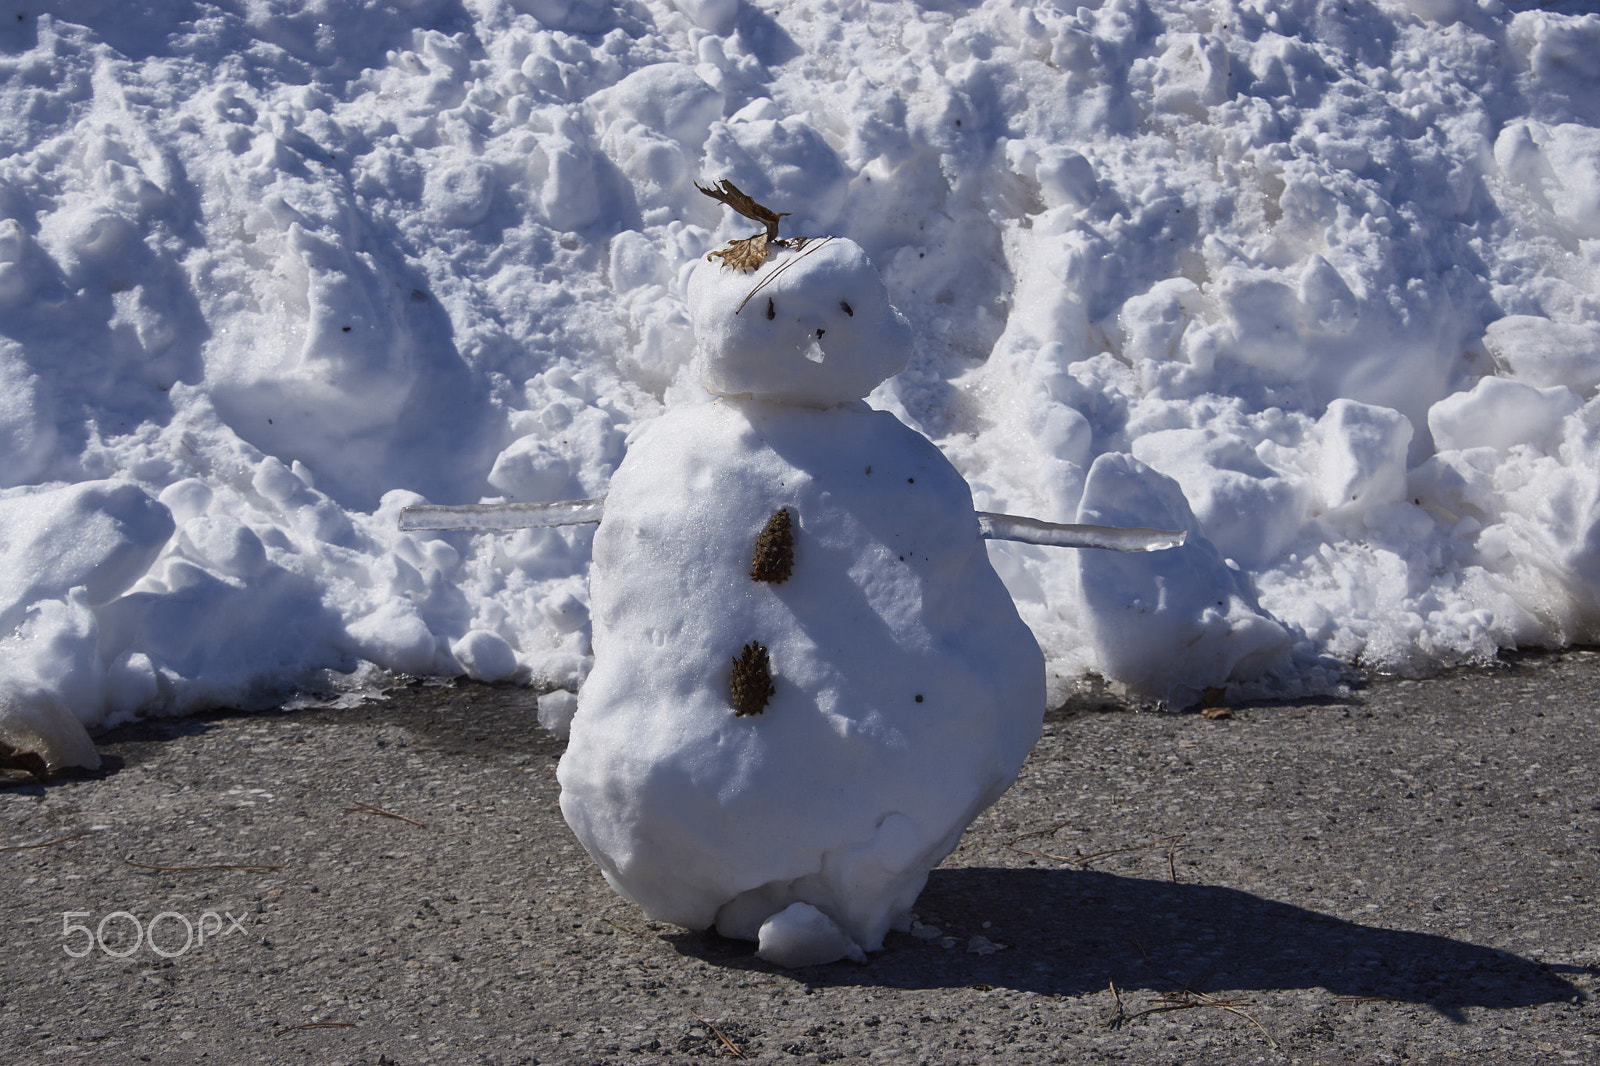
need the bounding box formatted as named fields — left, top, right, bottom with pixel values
left=977, top=512, right=1187, bottom=552
left=398, top=498, right=606, bottom=532
left=400, top=500, right=1185, bottom=552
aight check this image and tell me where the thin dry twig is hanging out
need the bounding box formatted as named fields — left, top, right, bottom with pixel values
left=0, top=830, right=92, bottom=852
left=342, top=801, right=427, bottom=828
left=126, top=858, right=283, bottom=874
left=276, top=1022, right=357, bottom=1034
left=1102, top=980, right=1129, bottom=1029
left=1126, top=989, right=1279, bottom=1049
left=690, top=1009, right=747, bottom=1059
left=1005, top=819, right=1075, bottom=844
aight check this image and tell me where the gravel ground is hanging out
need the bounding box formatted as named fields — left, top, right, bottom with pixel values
left=3, top=650, right=1598, bottom=1065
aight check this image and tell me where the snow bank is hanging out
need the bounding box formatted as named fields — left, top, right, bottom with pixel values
left=2, top=1, right=1599, bottom=765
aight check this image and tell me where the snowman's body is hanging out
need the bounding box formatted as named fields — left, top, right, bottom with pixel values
left=558, top=238, right=1044, bottom=966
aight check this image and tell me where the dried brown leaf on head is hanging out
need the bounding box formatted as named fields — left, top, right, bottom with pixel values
left=697, top=178, right=791, bottom=273
left=707, top=233, right=771, bottom=274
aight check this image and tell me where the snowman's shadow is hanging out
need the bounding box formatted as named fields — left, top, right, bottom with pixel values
left=664, top=867, right=1582, bottom=1018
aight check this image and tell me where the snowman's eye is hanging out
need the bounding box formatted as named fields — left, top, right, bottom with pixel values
left=840, top=300, right=853, bottom=317
left=766, top=297, right=775, bottom=320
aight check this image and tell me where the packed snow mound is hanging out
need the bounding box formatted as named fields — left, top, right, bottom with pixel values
left=689, top=238, right=911, bottom=406
left=560, top=400, right=1044, bottom=960
left=1, top=1, right=1600, bottom=766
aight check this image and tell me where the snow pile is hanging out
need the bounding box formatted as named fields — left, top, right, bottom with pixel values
left=559, top=239, right=1044, bottom=964
left=2, top=1, right=1600, bottom=768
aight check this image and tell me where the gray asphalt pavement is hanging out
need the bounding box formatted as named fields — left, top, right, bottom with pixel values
left=3, top=650, right=1598, bottom=1064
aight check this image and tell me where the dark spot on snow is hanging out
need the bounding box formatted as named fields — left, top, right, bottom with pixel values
left=410, top=288, right=429, bottom=302
left=865, top=465, right=872, bottom=475
left=840, top=300, right=853, bottom=316
left=915, top=694, right=924, bottom=703
left=766, top=297, right=775, bottom=320
left=815, top=328, right=825, bottom=339
left=907, top=477, right=914, bottom=484
left=341, top=325, right=351, bottom=332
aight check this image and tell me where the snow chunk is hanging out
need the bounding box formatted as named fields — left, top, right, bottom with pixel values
left=452, top=629, right=520, bottom=683
left=672, top=0, right=738, bottom=35
left=1132, top=427, right=1310, bottom=569
left=757, top=903, right=866, bottom=968
left=345, top=600, right=440, bottom=677
left=0, top=340, right=54, bottom=488
left=1316, top=400, right=1413, bottom=515
left=1483, top=316, right=1600, bottom=396
left=536, top=688, right=578, bottom=740
left=1428, top=377, right=1581, bottom=455
left=0, top=591, right=104, bottom=773
left=0, top=481, right=174, bottom=635
left=1494, top=120, right=1600, bottom=238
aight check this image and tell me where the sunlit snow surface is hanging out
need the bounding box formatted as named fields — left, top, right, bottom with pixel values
left=2, top=1, right=1599, bottom=765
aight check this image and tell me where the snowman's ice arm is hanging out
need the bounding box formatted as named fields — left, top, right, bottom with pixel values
left=397, top=498, right=606, bottom=532
left=398, top=499, right=1185, bottom=551
left=977, top=512, right=1187, bottom=552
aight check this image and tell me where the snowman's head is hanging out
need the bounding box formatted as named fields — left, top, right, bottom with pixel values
left=688, top=237, right=911, bottom=407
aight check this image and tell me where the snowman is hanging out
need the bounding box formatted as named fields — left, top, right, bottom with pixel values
left=550, top=183, right=1044, bottom=968
left=400, top=183, right=1182, bottom=967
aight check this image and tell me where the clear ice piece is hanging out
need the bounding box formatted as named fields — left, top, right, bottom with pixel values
left=398, top=498, right=606, bottom=532
left=977, top=512, right=1187, bottom=552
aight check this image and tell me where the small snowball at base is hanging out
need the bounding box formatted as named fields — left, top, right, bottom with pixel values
left=451, top=629, right=521, bottom=683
